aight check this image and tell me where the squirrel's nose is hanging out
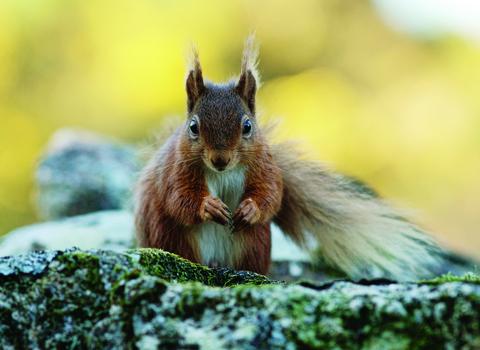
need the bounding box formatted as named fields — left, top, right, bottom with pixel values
left=211, top=157, right=231, bottom=171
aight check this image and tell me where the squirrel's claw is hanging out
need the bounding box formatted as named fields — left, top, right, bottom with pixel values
left=200, top=195, right=233, bottom=227
left=231, top=198, right=260, bottom=233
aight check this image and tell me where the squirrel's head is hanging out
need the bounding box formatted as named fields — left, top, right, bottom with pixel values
left=183, top=36, right=260, bottom=172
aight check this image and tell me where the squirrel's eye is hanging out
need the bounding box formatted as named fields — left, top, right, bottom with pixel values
left=242, top=119, right=252, bottom=135
left=190, top=120, right=199, bottom=136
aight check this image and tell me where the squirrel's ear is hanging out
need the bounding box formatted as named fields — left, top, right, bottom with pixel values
left=235, top=34, right=260, bottom=114
left=185, top=43, right=206, bottom=113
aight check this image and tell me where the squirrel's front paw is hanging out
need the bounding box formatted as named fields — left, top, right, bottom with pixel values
left=232, top=198, right=260, bottom=233
left=200, top=196, right=233, bottom=227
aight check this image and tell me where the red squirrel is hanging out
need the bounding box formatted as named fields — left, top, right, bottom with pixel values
left=134, top=36, right=442, bottom=280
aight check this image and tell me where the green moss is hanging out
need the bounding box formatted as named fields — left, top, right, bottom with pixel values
left=129, top=248, right=214, bottom=284
left=363, top=332, right=411, bottom=350
left=57, top=251, right=104, bottom=290
left=420, top=272, right=480, bottom=285
left=128, top=247, right=282, bottom=287
left=109, top=268, right=144, bottom=305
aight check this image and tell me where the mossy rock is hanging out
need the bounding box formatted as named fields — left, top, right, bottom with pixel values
left=1, top=248, right=480, bottom=349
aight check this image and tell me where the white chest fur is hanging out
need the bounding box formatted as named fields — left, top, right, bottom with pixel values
left=197, top=167, right=246, bottom=268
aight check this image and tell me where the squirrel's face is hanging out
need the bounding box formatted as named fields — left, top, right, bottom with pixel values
left=184, top=39, right=259, bottom=173
left=186, top=84, right=256, bottom=172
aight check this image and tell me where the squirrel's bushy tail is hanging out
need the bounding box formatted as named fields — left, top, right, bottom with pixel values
left=270, top=140, right=442, bottom=281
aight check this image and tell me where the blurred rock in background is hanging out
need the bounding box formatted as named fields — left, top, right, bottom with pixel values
left=0, top=128, right=139, bottom=257
left=35, top=128, right=140, bottom=220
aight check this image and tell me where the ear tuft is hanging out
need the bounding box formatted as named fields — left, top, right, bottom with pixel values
left=235, top=34, right=260, bottom=114
left=185, top=41, right=206, bottom=112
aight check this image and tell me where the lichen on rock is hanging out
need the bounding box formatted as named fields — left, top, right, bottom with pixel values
left=1, top=248, right=480, bottom=349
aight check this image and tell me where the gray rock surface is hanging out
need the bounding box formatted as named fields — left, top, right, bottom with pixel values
left=35, top=128, right=140, bottom=220
left=1, top=248, right=480, bottom=350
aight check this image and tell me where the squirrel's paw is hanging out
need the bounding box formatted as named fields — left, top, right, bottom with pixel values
left=232, top=198, right=260, bottom=233
left=200, top=195, right=233, bottom=228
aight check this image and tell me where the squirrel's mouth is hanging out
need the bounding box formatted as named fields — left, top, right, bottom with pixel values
left=207, top=163, right=228, bottom=172
left=205, top=160, right=238, bottom=173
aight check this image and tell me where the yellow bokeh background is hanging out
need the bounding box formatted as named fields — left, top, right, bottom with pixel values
left=1, top=0, right=480, bottom=258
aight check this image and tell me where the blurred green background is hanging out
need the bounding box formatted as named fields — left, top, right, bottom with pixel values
left=1, top=0, right=480, bottom=257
